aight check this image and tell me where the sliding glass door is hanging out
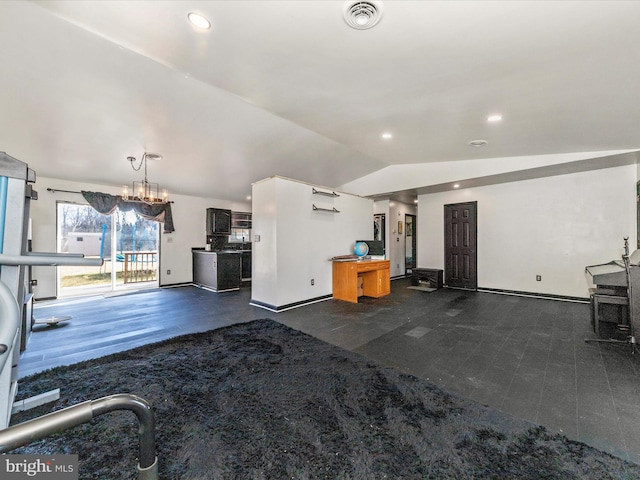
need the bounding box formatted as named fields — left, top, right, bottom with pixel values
left=57, top=202, right=159, bottom=297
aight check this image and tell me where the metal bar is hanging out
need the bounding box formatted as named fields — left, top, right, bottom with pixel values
left=26, top=252, right=84, bottom=258
left=90, top=394, right=156, bottom=470
left=0, top=254, right=103, bottom=267
left=0, top=394, right=157, bottom=479
left=312, top=187, right=340, bottom=197
left=46, top=188, right=82, bottom=195
left=312, top=204, right=340, bottom=213
left=0, top=281, right=20, bottom=374
left=0, top=177, right=7, bottom=253
left=47, top=187, right=174, bottom=204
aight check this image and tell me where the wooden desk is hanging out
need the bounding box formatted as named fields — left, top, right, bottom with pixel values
left=332, top=259, right=390, bottom=303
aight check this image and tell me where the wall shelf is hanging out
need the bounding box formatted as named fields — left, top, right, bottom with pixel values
left=312, top=188, right=340, bottom=197
left=313, top=204, right=340, bottom=213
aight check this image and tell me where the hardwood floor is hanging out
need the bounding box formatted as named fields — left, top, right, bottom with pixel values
left=21, top=285, right=266, bottom=377
left=19, top=279, right=640, bottom=465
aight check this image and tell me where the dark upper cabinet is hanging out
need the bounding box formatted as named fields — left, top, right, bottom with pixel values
left=206, top=208, right=231, bottom=235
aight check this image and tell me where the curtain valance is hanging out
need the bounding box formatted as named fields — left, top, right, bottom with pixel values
left=81, top=191, right=175, bottom=233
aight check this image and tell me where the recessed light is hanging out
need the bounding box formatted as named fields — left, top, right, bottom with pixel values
left=413, top=199, right=418, bottom=204
left=381, top=132, right=392, bottom=140
left=188, top=12, right=211, bottom=30
left=246, top=196, right=252, bottom=201
left=453, top=184, right=460, bottom=189
left=487, top=114, right=503, bottom=123
left=469, top=139, right=488, bottom=147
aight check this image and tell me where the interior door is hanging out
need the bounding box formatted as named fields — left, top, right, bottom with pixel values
left=444, top=201, right=477, bottom=289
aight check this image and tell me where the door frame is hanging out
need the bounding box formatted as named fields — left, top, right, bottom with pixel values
left=444, top=201, right=478, bottom=290
left=374, top=213, right=386, bottom=252
left=56, top=201, right=160, bottom=297
left=404, top=213, right=417, bottom=271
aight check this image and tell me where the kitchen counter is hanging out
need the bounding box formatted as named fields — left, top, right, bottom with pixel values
left=192, top=250, right=241, bottom=292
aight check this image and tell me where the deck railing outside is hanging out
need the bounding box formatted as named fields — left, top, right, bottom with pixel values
left=123, top=252, right=157, bottom=284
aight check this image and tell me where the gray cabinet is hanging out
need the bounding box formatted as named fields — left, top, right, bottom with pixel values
left=193, top=250, right=240, bottom=292
left=241, top=251, right=252, bottom=281
left=231, top=211, right=252, bottom=229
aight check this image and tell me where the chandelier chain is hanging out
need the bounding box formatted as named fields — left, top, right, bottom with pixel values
left=128, top=155, right=144, bottom=172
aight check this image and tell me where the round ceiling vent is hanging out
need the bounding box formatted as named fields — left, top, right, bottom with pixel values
left=468, top=139, right=488, bottom=148
left=343, top=1, right=383, bottom=30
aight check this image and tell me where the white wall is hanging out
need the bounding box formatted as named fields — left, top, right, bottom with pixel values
left=251, top=178, right=278, bottom=306
left=340, top=150, right=638, bottom=198
left=417, top=165, right=637, bottom=298
left=252, top=176, right=373, bottom=310
left=29, top=176, right=250, bottom=299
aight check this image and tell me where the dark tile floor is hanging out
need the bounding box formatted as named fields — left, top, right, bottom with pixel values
left=20, top=278, right=640, bottom=465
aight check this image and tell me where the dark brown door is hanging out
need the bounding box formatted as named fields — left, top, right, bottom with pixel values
left=444, top=201, right=477, bottom=289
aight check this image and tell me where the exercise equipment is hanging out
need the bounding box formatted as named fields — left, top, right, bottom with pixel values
left=585, top=237, right=638, bottom=353
left=32, top=315, right=72, bottom=327
left=0, top=152, right=158, bottom=479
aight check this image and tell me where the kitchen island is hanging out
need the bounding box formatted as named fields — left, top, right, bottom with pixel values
left=192, top=249, right=241, bottom=292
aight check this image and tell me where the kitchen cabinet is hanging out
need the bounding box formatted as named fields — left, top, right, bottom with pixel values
left=231, top=211, right=252, bottom=229
left=206, top=208, right=231, bottom=235
left=193, top=250, right=240, bottom=292
left=241, top=250, right=252, bottom=281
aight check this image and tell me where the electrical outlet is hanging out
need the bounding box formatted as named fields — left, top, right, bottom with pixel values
left=311, top=279, right=315, bottom=286
left=167, top=269, right=171, bottom=275
left=536, top=275, right=541, bottom=281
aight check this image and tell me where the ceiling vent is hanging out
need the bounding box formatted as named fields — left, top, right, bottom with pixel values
left=343, top=1, right=383, bottom=30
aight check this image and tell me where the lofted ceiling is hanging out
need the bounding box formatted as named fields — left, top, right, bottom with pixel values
left=1, top=1, right=639, bottom=203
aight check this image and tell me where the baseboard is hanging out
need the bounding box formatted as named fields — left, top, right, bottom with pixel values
left=250, top=294, right=333, bottom=312
left=160, top=282, right=193, bottom=288
left=477, top=287, right=589, bottom=303
left=36, top=283, right=190, bottom=302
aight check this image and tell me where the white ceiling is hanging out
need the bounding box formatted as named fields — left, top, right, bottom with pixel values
left=1, top=1, right=639, bottom=203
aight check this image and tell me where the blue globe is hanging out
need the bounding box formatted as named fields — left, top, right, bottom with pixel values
left=354, top=241, right=369, bottom=257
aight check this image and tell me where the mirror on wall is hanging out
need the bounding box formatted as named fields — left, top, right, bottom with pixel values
left=374, top=214, right=385, bottom=251
left=405, top=214, right=416, bottom=272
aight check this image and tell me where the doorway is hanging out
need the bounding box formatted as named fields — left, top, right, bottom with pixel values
left=444, top=201, right=477, bottom=290
left=405, top=214, right=416, bottom=272
left=57, top=202, right=160, bottom=297
left=374, top=213, right=385, bottom=253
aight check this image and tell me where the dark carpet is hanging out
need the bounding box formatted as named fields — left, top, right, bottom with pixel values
left=11, top=319, right=640, bottom=479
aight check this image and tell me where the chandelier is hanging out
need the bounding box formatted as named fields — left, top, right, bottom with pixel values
left=123, top=152, right=168, bottom=204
